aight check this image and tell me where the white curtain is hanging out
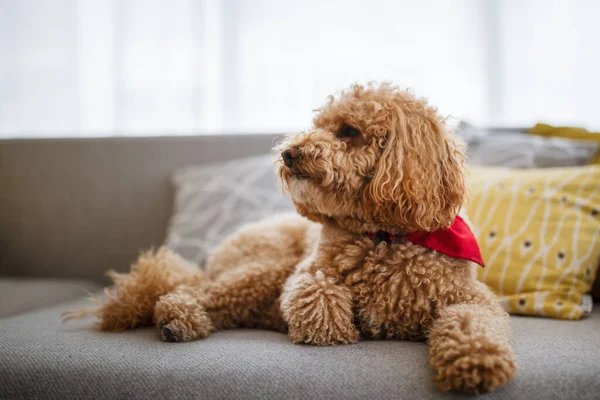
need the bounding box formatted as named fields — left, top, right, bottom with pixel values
left=498, top=0, right=600, bottom=128
left=1, top=0, right=598, bottom=137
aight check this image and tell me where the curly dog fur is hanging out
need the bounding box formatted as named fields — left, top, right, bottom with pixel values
left=66, top=83, right=516, bottom=394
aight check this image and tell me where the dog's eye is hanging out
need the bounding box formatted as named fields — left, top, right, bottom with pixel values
left=337, top=124, right=360, bottom=139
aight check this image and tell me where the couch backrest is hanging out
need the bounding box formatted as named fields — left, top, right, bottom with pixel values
left=0, top=134, right=280, bottom=283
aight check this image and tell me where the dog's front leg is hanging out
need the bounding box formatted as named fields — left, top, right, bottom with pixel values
left=280, top=262, right=358, bottom=346
left=427, top=282, right=517, bottom=394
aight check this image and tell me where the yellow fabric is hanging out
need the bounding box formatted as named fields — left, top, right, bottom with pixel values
left=466, top=165, right=600, bottom=320
left=530, top=123, right=600, bottom=164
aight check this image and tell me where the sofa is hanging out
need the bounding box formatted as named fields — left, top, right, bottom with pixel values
left=1, top=134, right=599, bottom=399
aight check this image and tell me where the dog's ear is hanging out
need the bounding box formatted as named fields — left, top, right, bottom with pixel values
left=362, top=104, right=466, bottom=232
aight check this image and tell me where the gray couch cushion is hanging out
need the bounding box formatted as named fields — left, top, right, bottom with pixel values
left=0, top=134, right=280, bottom=284
left=0, top=278, right=101, bottom=318
left=1, top=296, right=599, bottom=399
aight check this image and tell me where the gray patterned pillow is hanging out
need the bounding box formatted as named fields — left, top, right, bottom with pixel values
left=165, top=154, right=295, bottom=265
left=458, top=122, right=598, bottom=168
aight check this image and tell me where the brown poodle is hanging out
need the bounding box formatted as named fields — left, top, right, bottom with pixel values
left=64, top=83, right=516, bottom=394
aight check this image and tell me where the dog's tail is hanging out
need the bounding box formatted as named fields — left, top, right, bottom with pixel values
left=61, top=247, right=205, bottom=331
left=61, top=285, right=116, bottom=322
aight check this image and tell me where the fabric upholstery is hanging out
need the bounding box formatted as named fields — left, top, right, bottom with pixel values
left=165, top=155, right=294, bottom=265
left=467, top=166, right=600, bottom=319
left=0, top=134, right=279, bottom=283
left=458, top=122, right=598, bottom=168
left=1, top=295, right=599, bottom=400
left=0, top=278, right=101, bottom=318
left=530, top=123, right=600, bottom=164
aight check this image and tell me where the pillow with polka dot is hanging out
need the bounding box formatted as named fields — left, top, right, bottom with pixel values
left=466, top=165, right=600, bottom=319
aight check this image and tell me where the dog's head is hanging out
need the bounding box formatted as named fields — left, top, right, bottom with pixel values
left=276, top=83, right=466, bottom=233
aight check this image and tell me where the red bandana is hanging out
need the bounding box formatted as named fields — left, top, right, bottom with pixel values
left=365, top=215, right=485, bottom=267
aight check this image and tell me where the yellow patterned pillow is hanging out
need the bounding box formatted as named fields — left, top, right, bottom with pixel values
left=466, top=165, right=600, bottom=320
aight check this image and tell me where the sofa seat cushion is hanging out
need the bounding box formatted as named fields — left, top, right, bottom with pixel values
left=1, top=296, right=599, bottom=400
left=0, top=278, right=101, bottom=318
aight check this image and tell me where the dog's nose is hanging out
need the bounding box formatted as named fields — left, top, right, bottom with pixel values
left=281, top=147, right=299, bottom=168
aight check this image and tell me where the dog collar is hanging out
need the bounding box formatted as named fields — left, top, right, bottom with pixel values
left=364, top=215, right=484, bottom=267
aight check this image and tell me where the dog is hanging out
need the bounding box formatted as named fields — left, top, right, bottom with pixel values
left=65, top=83, right=516, bottom=394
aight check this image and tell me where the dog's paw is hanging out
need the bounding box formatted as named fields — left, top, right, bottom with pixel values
left=154, top=292, right=213, bottom=342
left=429, top=304, right=516, bottom=394
left=281, top=271, right=359, bottom=346
left=430, top=330, right=516, bottom=394
left=432, top=343, right=516, bottom=394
